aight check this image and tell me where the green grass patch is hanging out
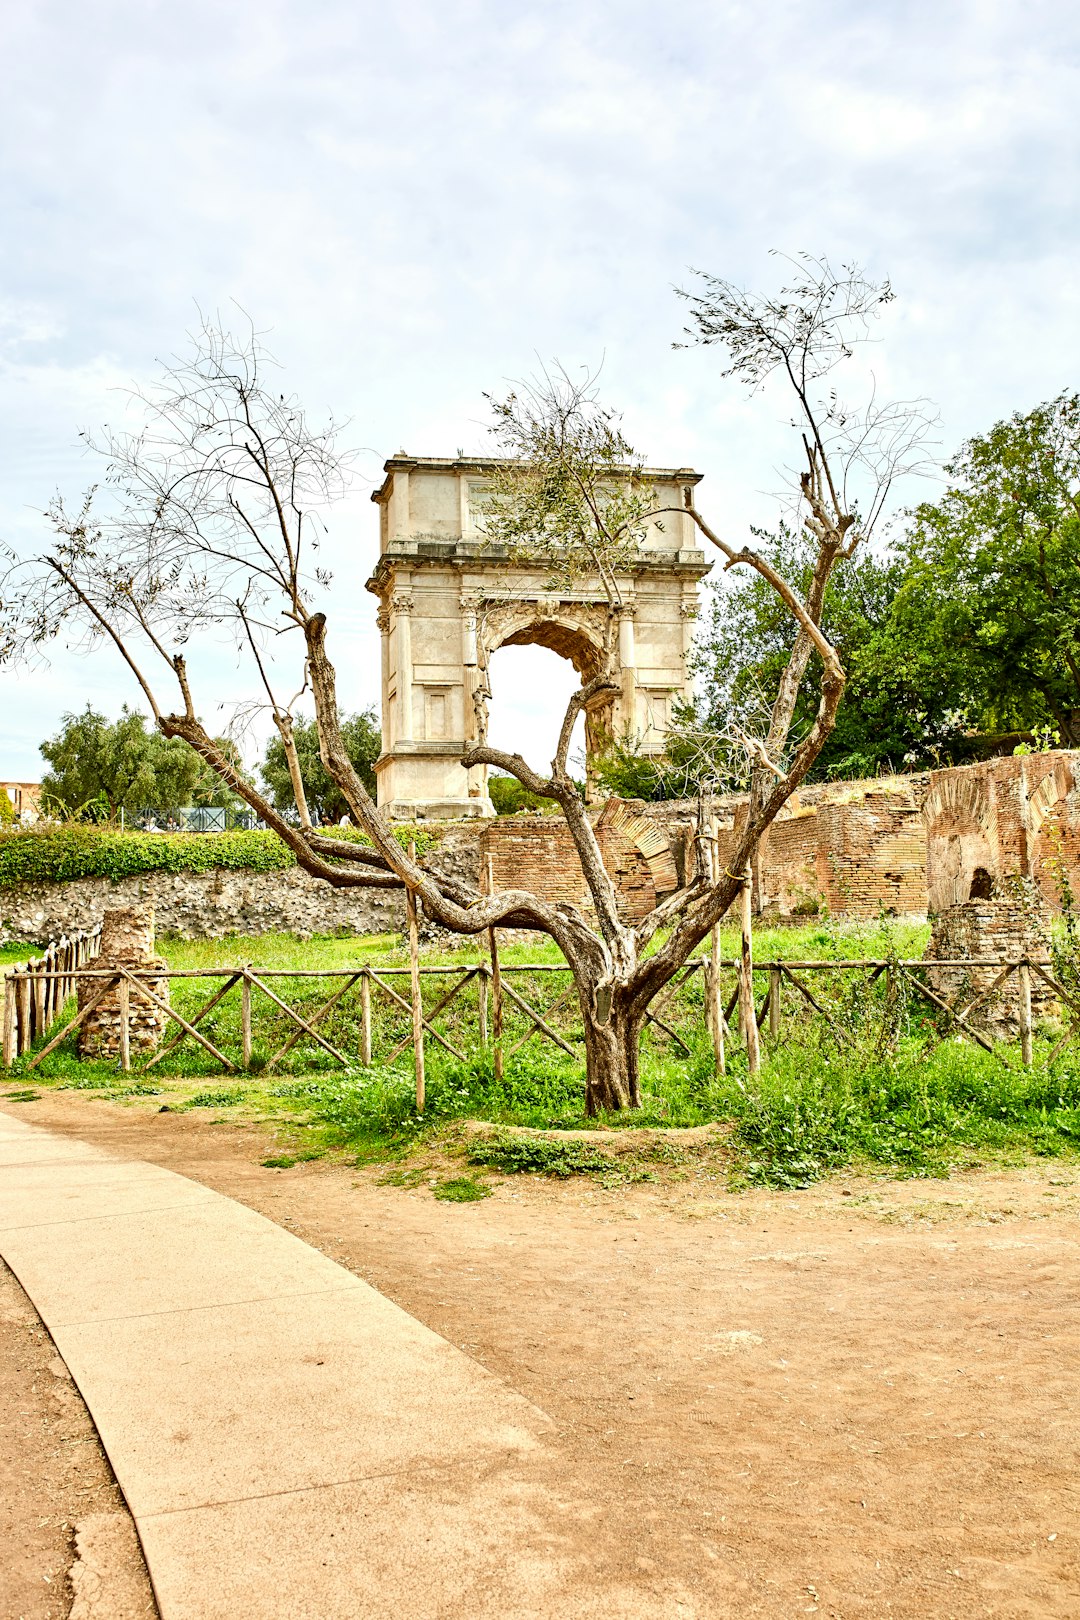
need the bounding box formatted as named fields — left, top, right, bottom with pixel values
left=467, top=1132, right=615, bottom=1177
left=184, top=1086, right=251, bottom=1108
left=433, top=1174, right=493, bottom=1202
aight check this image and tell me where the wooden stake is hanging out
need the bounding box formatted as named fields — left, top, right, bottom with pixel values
left=740, top=864, right=760, bottom=1076
left=407, top=839, right=425, bottom=1113
left=768, top=966, right=781, bottom=1040
left=1018, top=960, right=1033, bottom=1068
left=487, top=854, right=504, bottom=1082
left=707, top=818, right=725, bottom=1077
left=478, top=965, right=489, bottom=1047
left=360, top=968, right=372, bottom=1066
left=241, top=970, right=253, bottom=1070
left=16, top=972, right=30, bottom=1055
left=118, top=976, right=131, bottom=1072
left=2, top=974, right=16, bottom=1067
left=33, top=960, right=46, bottom=1039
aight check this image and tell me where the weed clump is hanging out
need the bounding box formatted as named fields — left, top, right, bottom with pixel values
left=468, top=1132, right=615, bottom=1178
left=433, top=1175, right=492, bottom=1201
left=185, top=1086, right=250, bottom=1108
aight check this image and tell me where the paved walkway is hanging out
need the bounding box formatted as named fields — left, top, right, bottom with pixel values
left=0, top=1112, right=567, bottom=1619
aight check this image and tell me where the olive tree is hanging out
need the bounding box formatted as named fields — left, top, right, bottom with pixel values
left=0, top=280, right=912, bottom=1112
left=677, top=253, right=938, bottom=902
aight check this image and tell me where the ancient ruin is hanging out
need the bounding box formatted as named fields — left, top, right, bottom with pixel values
left=77, top=905, right=170, bottom=1059
left=366, top=455, right=710, bottom=819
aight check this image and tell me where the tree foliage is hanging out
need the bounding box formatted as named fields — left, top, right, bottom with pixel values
left=487, top=772, right=561, bottom=815
left=39, top=706, right=243, bottom=819
left=259, top=709, right=380, bottom=823
left=896, top=393, right=1080, bottom=746
left=659, top=393, right=1080, bottom=785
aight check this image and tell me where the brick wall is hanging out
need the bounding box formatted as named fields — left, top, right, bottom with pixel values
left=481, top=806, right=673, bottom=924
left=655, top=773, right=932, bottom=921
left=924, top=752, right=1080, bottom=913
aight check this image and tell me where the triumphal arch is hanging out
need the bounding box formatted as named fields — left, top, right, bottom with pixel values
left=365, top=455, right=710, bottom=818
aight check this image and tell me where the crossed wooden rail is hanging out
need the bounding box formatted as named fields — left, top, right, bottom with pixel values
left=3, top=952, right=1076, bottom=1079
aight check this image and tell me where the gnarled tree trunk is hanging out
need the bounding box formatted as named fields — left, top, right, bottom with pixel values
left=577, top=983, right=643, bottom=1114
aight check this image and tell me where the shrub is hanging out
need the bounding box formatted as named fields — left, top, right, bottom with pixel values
left=0, top=825, right=294, bottom=887
left=468, top=1132, right=615, bottom=1177
left=0, top=820, right=442, bottom=888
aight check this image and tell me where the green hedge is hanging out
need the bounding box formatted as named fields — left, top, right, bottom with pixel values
left=0, top=822, right=442, bottom=887
left=0, top=827, right=295, bottom=886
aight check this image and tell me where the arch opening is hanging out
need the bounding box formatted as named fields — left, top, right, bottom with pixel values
left=485, top=642, right=587, bottom=786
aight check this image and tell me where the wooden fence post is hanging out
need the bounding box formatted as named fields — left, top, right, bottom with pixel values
left=768, top=966, right=781, bottom=1039
left=241, top=970, right=253, bottom=1070
left=1018, top=960, right=1033, bottom=1068
left=407, top=840, right=425, bottom=1113
left=740, top=865, right=760, bottom=1076
left=32, top=958, right=46, bottom=1040
left=16, top=971, right=31, bottom=1056
left=478, top=965, right=489, bottom=1047
left=360, top=968, right=372, bottom=1067
left=2, top=973, right=16, bottom=1067
left=487, top=854, right=504, bottom=1083
left=118, top=976, right=131, bottom=1072
left=707, top=818, right=725, bottom=1077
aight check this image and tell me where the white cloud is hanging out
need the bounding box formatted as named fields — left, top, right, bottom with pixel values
left=1, top=0, right=1079, bottom=777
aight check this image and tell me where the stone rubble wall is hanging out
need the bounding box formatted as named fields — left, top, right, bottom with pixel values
left=0, top=832, right=482, bottom=948
left=77, top=906, right=170, bottom=1058
left=4, top=755, right=1079, bottom=944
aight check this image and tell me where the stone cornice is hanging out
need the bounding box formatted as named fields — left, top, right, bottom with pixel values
left=370, top=455, right=704, bottom=505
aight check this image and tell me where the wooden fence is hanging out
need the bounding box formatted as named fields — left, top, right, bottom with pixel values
left=1, top=927, right=102, bottom=1067
left=3, top=948, right=1077, bottom=1094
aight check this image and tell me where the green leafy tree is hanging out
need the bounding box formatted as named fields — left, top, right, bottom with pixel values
left=895, top=393, right=1080, bottom=746
left=259, top=709, right=380, bottom=824
left=39, top=706, right=242, bottom=819
left=688, top=529, right=974, bottom=780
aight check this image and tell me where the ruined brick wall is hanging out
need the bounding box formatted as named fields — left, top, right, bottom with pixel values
left=924, top=752, right=1080, bottom=913
left=481, top=803, right=677, bottom=924
left=926, top=893, right=1057, bottom=1036
left=663, top=772, right=932, bottom=920
left=77, top=905, right=170, bottom=1058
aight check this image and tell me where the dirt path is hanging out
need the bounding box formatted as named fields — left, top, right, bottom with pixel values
left=0, top=1254, right=157, bottom=1620
left=5, top=1093, right=1079, bottom=1619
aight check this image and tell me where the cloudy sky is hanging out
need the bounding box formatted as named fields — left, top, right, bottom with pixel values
left=1, top=0, right=1078, bottom=783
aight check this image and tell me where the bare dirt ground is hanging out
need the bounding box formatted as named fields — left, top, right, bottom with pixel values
left=4, top=1092, right=1079, bottom=1619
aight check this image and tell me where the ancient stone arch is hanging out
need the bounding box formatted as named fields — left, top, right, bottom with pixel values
left=366, top=455, right=710, bottom=818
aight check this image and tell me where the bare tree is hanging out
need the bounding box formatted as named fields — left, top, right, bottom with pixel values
left=0, top=288, right=893, bottom=1113
left=677, top=253, right=939, bottom=905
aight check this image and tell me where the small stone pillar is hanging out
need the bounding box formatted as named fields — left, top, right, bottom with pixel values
left=926, top=880, right=1057, bottom=1038
left=78, top=906, right=170, bottom=1059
